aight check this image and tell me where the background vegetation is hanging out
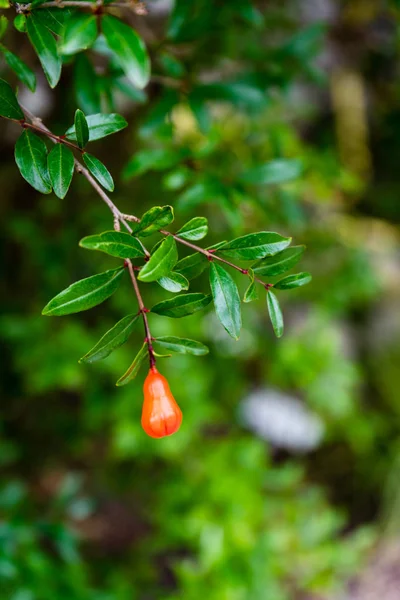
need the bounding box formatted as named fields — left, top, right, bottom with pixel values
left=1, top=0, right=400, bottom=598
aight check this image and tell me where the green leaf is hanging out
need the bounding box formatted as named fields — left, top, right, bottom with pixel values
left=15, top=130, right=52, bottom=194
left=0, top=46, right=36, bottom=92
left=252, top=245, right=305, bottom=277
left=36, top=8, right=71, bottom=35
left=116, top=343, right=148, bottom=386
left=274, top=272, right=312, bottom=290
left=47, top=144, right=74, bottom=199
left=209, top=263, right=242, bottom=340
left=151, top=293, right=212, bottom=318
left=220, top=232, right=291, bottom=260
left=13, top=15, right=26, bottom=33
left=157, top=272, right=189, bottom=293
left=0, top=16, right=8, bottom=40
left=102, top=15, right=150, bottom=89
left=42, top=267, right=124, bottom=316
left=74, top=54, right=101, bottom=114
left=83, top=153, right=114, bottom=192
left=132, top=206, right=174, bottom=237
left=26, top=13, right=62, bottom=88
left=65, top=113, right=127, bottom=142
left=60, top=13, right=97, bottom=56
left=267, top=290, right=284, bottom=338
left=138, top=236, right=178, bottom=282
left=243, top=269, right=258, bottom=303
left=0, top=78, right=24, bottom=119
left=80, top=314, right=139, bottom=363
left=174, top=253, right=208, bottom=281
left=123, top=148, right=185, bottom=179
left=176, top=217, right=208, bottom=241
left=74, top=109, right=89, bottom=149
left=154, top=337, right=209, bottom=356
left=240, top=159, right=303, bottom=185
left=79, top=231, right=146, bottom=259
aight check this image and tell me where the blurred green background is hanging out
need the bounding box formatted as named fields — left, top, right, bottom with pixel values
left=1, top=0, right=400, bottom=598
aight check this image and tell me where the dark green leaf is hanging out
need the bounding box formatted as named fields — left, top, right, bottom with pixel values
left=74, top=109, right=89, bottom=149
left=83, top=153, right=114, bottom=192
left=0, top=15, right=8, bottom=39
left=116, top=343, right=147, bottom=386
left=274, top=272, right=312, bottom=290
left=138, top=236, right=178, bottom=282
left=176, top=217, right=208, bottom=241
left=220, top=232, right=291, bottom=260
left=36, top=8, right=71, bottom=35
left=15, top=130, right=52, bottom=194
left=123, top=148, right=184, bottom=179
left=151, top=293, right=212, bottom=318
left=243, top=269, right=258, bottom=303
left=154, top=337, right=209, bottom=356
left=65, top=113, right=127, bottom=142
left=26, top=13, right=62, bottom=88
left=60, top=13, right=97, bottom=55
left=14, top=15, right=26, bottom=33
left=47, top=144, right=74, bottom=199
left=252, top=245, right=305, bottom=277
left=0, top=77, right=24, bottom=119
left=80, top=314, right=139, bottom=363
left=157, top=272, right=189, bottom=293
left=102, top=15, right=150, bottom=89
left=79, top=231, right=146, bottom=259
left=74, top=54, right=101, bottom=114
left=240, top=159, right=303, bottom=185
left=0, top=46, right=36, bottom=92
left=42, top=267, right=124, bottom=316
left=132, top=205, right=174, bottom=237
left=175, top=253, right=208, bottom=281
left=267, top=290, right=284, bottom=338
left=209, top=263, right=242, bottom=340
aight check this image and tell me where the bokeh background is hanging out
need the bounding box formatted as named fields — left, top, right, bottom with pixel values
left=1, top=0, right=400, bottom=598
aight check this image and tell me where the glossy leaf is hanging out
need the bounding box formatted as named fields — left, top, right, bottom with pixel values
left=83, top=153, right=114, bottom=192
left=243, top=269, right=258, bottom=303
left=176, top=217, right=208, bottom=241
left=240, top=158, right=303, bottom=185
left=138, top=236, right=178, bottom=282
left=102, top=15, right=150, bottom=89
left=47, top=144, right=74, bottom=199
left=132, top=206, right=174, bottom=237
left=26, top=13, right=61, bottom=88
left=267, top=290, right=284, bottom=338
left=274, top=272, right=312, bottom=290
left=116, top=343, right=147, bottom=386
left=175, top=253, right=208, bottom=280
left=36, top=8, right=70, bottom=35
left=42, top=267, right=124, bottom=316
left=0, top=78, right=24, bottom=119
left=252, top=245, right=305, bottom=277
left=154, top=337, right=209, bottom=356
left=65, top=113, right=127, bottom=142
left=220, top=232, right=291, bottom=260
left=74, top=109, right=89, bottom=149
left=209, top=263, right=242, bottom=340
left=15, top=130, right=52, bottom=194
left=80, top=314, right=139, bottom=363
left=79, top=231, right=146, bottom=259
left=0, top=46, right=36, bottom=92
left=60, top=13, right=97, bottom=55
left=151, top=293, right=212, bottom=318
left=157, top=272, right=189, bottom=293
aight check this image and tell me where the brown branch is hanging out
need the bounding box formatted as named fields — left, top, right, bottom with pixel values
left=14, top=0, right=147, bottom=14
left=126, top=259, right=156, bottom=368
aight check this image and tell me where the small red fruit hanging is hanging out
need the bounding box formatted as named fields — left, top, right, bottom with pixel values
left=141, top=366, right=182, bottom=438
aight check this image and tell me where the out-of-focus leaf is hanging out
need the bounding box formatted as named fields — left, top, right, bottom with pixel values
left=83, top=153, right=114, bottom=192
left=80, top=314, right=139, bottom=363
left=240, top=159, right=303, bottom=185
left=138, top=236, right=178, bottom=282
left=176, top=217, right=208, bottom=241
left=79, top=231, right=146, bottom=259
left=154, top=337, right=209, bottom=356
left=151, top=293, right=212, bottom=318
left=65, top=113, right=128, bottom=142
left=0, top=15, right=8, bottom=39
left=123, top=148, right=185, bottom=179
left=0, top=77, right=24, bottom=119
left=42, top=268, right=124, bottom=316
left=74, top=54, right=101, bottom=114
left=209, top=263, right=242, bottom=340
left=47, top=144, right=74, bottom=199
left=15, top=130, right=52, bottom=194
left=0, top=45, right=36, bottom=92
left=220, top=232, right=291, bottom=260
left=116, top=343, right=147, bottom=386
left=157, top=272, right=189, bottom=293
left=274, top=272, right=312, bottom=290
left=132, top=206, right=174, bottom=237
left=74, top=109, right=89, bottom=149
left=267, top=290, right=284, bottom=338
left=60, top=13, right=97, bottom=55
left=26, top=13, right=62, bottom=88
left=252, top=246, right=305, bottom=277
left=35, top=8, right=70, bottom=35
left=13, top=14, right=26, bottom=33
left=102, top=15, right=150, bottom=89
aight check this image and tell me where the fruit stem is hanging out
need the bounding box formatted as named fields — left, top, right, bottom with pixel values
left=126, top=259, right=156, bottom=368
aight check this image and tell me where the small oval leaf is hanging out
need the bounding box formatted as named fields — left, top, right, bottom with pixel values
left=60, top=13, right=98, bottom=56
left=47, top=143, right=74, bottom=199
left=0, top=46, right=36, bottom=92
left=65, top=113, right=128, bottom=142
left=157, top=272, right=189, bottom=293
left=151, top=293, right=212, bottom=318
left=116, top=343, right=148, bottom=386
left=176, top=216, right=208, bottom=241
left=220, top=232, right=291, bottom=260
left=79, top=231, right=146, bottom=259
left=154, top=337, right=209, bottom=356
left=15, top=130, right=51, bottom=194
left=132, top=205, right=174, bottom=237
left=138, top=236, right=178, bottom=282
left=83, top=153, right=114, bottom=191
left=80, top=314, right=139, bottom=363
left=274, top=272, right=312, bottom=290
left=26, top=13, right=61, bottom=88
left=267, top=290, right=284, bottom=338
left=252, top=245, right=305, bottom=277
left=0, top=77, right=24, bottom=119
left=74, top=108, right=89, bottom=149
left=209, top=263, right=242, bottom=340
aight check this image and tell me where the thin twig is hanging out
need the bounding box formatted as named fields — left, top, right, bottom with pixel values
left=14, top=0, right=147, bottom=14
left=126, top=259, right=155, bottom=368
